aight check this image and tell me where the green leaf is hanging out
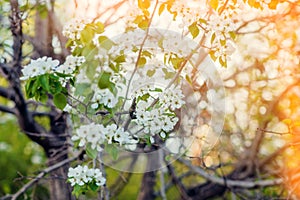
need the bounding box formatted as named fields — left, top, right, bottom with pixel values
left=89, top=181, right=99, bottom=191
left=86, top=144, right=98, bottom=159
left=49, top=79, right=62, bottom=95
left=85, top=60, right=98, bottom=80
left=98, top=71, right=111, bottom=89
left=80, top=26, right=94, bottom=44
left=54, top=72, right=72, bottom=78
left=229, top=31, right=236, bottom=40
left=185, top=75, right=193, bottom=85
left=72, top=184, right=82, bottom=198
left=188, top=22, right=199, bottom=38
left=248, top=0, right=261, bottom=9
left=37, top=4, right=48, bottom=18
left=150, top=87, right=163, bottom=92
left=38, top=75, right=49, bottom=92
left=268, top=0, right=278, bottom=9
left=162, top=68, right=176, bottom=79
left=209, top=50, right=217, bottom=61
left=108, top=83, right=117, bottom=96
left=98, top=36, right=114, bottom=50
left=146, top=69, right=156, bottom=77
left=109, top=62, right=119, bottom=73
left=53, top=93, right=67, bottom=110
left=209, top=0, right=219, bottom=10
left=115, top=54, right=126, bottom=63
left=133, top=15, right=144, bottom=24
left=25, top=78, right=38, bottom=98
left=211, top=32, right=216, bottom=44
left=82, top=43, right=98, bottom=60
left=199, top=18, right=207, bottom=24
left=158, top=3, right=165, bottom=15
left=220, top=39, right=226, bottom=46
left=139, top=93, right=150, bottom=101
left=95, top=22, right=105, bottom=34
left=170, top=56, right=184, bottom=70
left=142, top=50, right=152, bottom=58
left=137, top=57, right=147, bottom=67
left=138, top=19, right=149, bottom=30
left=105, top=144, right=119, bottom=160
left=219, top=57, right=227, bottom=68
left=38, top=92, right=48, bottom=103
left=65, top=39, right=73, bottom=48
left=75, top=83, right=91, bottom=96
left=138, top=0, right=150, bottom=9
left=158, top=37, right=164, bottom=49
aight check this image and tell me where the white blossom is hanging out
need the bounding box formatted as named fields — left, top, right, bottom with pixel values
left=91, top=89, right=118, bottom=109
left=62, top=18, right=91, bottom=40
left=55, top=55, right=85, bottom=74
left=21, top=57, right=59, bottom=80
left=68, top=165, right=106, bottom=187
left=71, top=123, right=105, bottom=150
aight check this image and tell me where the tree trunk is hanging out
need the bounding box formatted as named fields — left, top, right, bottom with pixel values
left=45, top=112, right=75, bottom=200
left=137, top=147, right=159, bottom=200
left=47, top=150, right=74, bottom=200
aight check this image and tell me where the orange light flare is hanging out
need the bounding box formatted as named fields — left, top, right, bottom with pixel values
left=274, top=9, right=300, bottom=194
left=63, top=0, right=130, bottom=23
left=276, top=87, right=300, bottom=198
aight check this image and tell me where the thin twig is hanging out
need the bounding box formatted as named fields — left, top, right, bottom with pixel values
left=257, top=128, right=291, bottom=135
left=7, top=151, right=83, bottom=200
left=120, top=0, right=159, bottom=129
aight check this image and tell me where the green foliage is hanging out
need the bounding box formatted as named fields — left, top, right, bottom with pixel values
left=188, top=22, right=200, bottom=39
left=209, top=0, right=219, bottom=10
left=53, top=92, right=67, bottom=110
left=86, top=144, right=98, bottom=159
left=25, top=73, right=68, bottom=108
left=0, top=119, right=46, bottom=197
left=105, top=143, right=119, bottom=160
left=71, top=183, right=100, bottom=198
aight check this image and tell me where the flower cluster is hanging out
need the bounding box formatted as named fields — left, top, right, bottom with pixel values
left=55, top=55, right=85, bottom=74
left=21, top=57, right=59, bottom=80
left=21, top=55, right=85, bottom=81
left=135, top=103, right=179, bottom=138
left=170, top=1, right=202, bottom=26
left=72, top=123, right=105, bottom=151
left=68, top=165, right=106, bottom=187
left=206, top=11, right=235, bottom=41
left=159, top=87, right=185, bottom=110
left=91, top=89, right=118, bottom=109
left=206, top=10, right=236, bottom=62
left=134, top=86, right=185, bottom=140
left=104, top=124, right=137, bottom=145
left=71, top=123, right=137, bottom=149
left=62, top=18, right=90, bottom=40
left=162, top=34, right=196, bottom=56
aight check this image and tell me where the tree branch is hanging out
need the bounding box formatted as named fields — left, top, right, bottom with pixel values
left=179, top=158, right=283, bottom=188
left=9, top=0, right=23, bottom=76
left=0, top=105, right=16, bottom=115
left=2, top=151, right=83, bottom=200
left=166, top=163, right=191, bottom=200
left=0, top=86, right=16, bottom=101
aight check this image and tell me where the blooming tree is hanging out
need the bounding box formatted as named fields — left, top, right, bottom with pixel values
left=1, top=0, right=300, bottom=199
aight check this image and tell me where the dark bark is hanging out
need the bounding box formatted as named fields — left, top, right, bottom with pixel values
left=186, top=163, right=255, bottom=200
left=47, top=145, right=73, bottom=200
left=137, top=146, right=160, bottom=200
left=137, top=170, right=157, bottom=200
left=4, top=1, right=74, bottom=199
